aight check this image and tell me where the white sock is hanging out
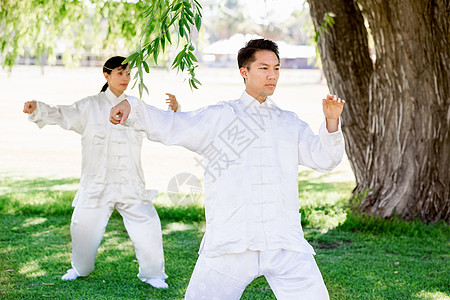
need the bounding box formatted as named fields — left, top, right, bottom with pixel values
left=61, top=268, right=79, bottom=281
left=145, top=278, right=168, bottom=289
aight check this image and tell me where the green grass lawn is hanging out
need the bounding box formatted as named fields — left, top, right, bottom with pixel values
left=0, top=174, right=448, bottom=299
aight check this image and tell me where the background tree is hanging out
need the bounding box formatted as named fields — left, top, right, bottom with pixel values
left=0, top=0, right=152, bottom=67
left=202, top=0, right=250, bottom=41
left=307, top=0, right=449, bottom=222
left=0, top=0, right=202, bottom=94
left=2, top=0, right=447, bottom=221
left=1, top=0, right=87, bottom=67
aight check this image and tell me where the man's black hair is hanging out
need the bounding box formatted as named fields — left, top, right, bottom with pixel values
left=237, top=39, right=280, bottom=69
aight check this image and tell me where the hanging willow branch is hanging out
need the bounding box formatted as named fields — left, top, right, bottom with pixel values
left=124, top=0, right=203, bottom=97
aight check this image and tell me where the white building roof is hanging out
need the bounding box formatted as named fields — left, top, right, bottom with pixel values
left=203, top=34, right=316, bottom=59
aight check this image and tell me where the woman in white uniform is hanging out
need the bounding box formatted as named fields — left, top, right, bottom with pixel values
left=23, top=56, right=179, bottom=289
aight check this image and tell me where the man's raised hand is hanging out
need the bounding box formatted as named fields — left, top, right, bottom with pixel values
left=322, top=94, right=345, bottom=120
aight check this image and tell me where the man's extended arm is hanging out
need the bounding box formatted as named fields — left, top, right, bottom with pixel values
left=110, top=97, right=223, bottom=154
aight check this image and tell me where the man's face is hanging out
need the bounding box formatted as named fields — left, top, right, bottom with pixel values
left=240, top=50, right=280, bottom=103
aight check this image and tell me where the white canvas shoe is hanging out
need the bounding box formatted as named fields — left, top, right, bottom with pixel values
left=145, top=278, right=169, bottom=289
left=61, top=268, right=79, bottom=280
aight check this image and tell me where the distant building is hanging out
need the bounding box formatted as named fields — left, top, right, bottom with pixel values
left=16, top=40, right=120, bottom=67
left=14, top=34, right=317, bottom=70
left=202, top=34, right=317, bottom=69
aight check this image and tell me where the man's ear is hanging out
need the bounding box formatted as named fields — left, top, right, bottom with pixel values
left=239, top=67, right=248, bottom=80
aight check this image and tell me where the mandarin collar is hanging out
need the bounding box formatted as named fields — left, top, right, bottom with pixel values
left=105, top=88, right=127, bottom=103
left=240, top=91, right=275, bottom=109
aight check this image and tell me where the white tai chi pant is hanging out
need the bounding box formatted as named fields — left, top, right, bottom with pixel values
left=185, top=249, right=329, bottom=300
left=70, top=202, right=167, bottom=281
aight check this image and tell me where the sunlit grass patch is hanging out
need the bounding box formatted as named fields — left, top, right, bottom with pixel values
left=1, top=175, right=448, bottom=299
left=163, top=222, right=197, bottom=235
left=18, top=260, right=46, bottom=278
left=0, top=177, right=77, bottom=215
left=415, top=290, right=450, bottom=300
left=22, top=217, right=48, bottom=228
left=298, top=170, right=354, bottom=229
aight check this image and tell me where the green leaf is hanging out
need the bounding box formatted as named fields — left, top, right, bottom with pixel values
left=131, top=78, right=138, bottom=89
left=173, top=50, right=184, bottom=63
left=139, top=82, right=143, bottom=98
left=178, top=20, right=185, bottom=37
left=129, top=60, right=135, bottom=70
left=168, top=12, right=180, bottom=27
left=143, top=61, right=149, bottom=73
left=182, top=19, right=191, bottom=33
left=188, top=51, right=198, bottom=62
left=185, top=8, right=194, bottom=18
left=123, top=52, right=139, bottom=64
left=194, top=14, right=202, bottom=31
left=143, top=82, right=149, bottom=94
left=138, top=65, right=143, bottom=79
left=153, top=47, right=159, bottom=64
left=142, top=6, right=154, bottom=18
left=189, top=78, right=197, bottom=89
left=193, top=0, right=203, bottom=9
left=184, top=12, right=194, bottom=25
left=160, top=35, right=166, bottom=52
left=165, top=30, right=172, bottom=44
left=172, top=2, right=182, bottom=11
left=180, top=59, right=185, bottom=71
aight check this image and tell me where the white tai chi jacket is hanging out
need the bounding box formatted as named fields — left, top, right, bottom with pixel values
left=28, top=88, right=157, bottom=208
left=126, top=91, right=345, bottom=257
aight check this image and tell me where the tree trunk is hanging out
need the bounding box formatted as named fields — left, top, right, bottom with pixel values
left=307, top=0, right=449, bottom=222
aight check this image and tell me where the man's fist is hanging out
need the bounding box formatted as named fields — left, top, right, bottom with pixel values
left=110, top=100, right=131, bottom=125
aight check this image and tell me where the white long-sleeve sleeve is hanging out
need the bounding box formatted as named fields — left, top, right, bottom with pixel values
left=297, top=118, right=345, bottom=173
left=28, top=99, right=88, bottom=134
left=126, top=96, right=225, bottom=154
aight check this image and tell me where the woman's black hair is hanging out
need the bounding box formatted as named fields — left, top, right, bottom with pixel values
left=100, top=56, right=128, bottom=92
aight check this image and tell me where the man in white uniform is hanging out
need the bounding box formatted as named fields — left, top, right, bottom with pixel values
left=110, top=39, right=345, bottom=299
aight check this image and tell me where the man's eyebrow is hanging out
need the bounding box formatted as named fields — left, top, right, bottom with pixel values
left=258, top=62, right=281, bottom=67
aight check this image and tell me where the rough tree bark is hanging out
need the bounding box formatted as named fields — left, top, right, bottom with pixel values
left=307, top=0, right=449, bottom=222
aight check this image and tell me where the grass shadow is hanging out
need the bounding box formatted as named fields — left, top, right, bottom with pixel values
left=0, top=177, right=79, bottom=216
left=1, top=176, right=448, bottom=299
left=305, top=215, right=449, bottom=300
left=0, top=176, right=80, bottom=193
